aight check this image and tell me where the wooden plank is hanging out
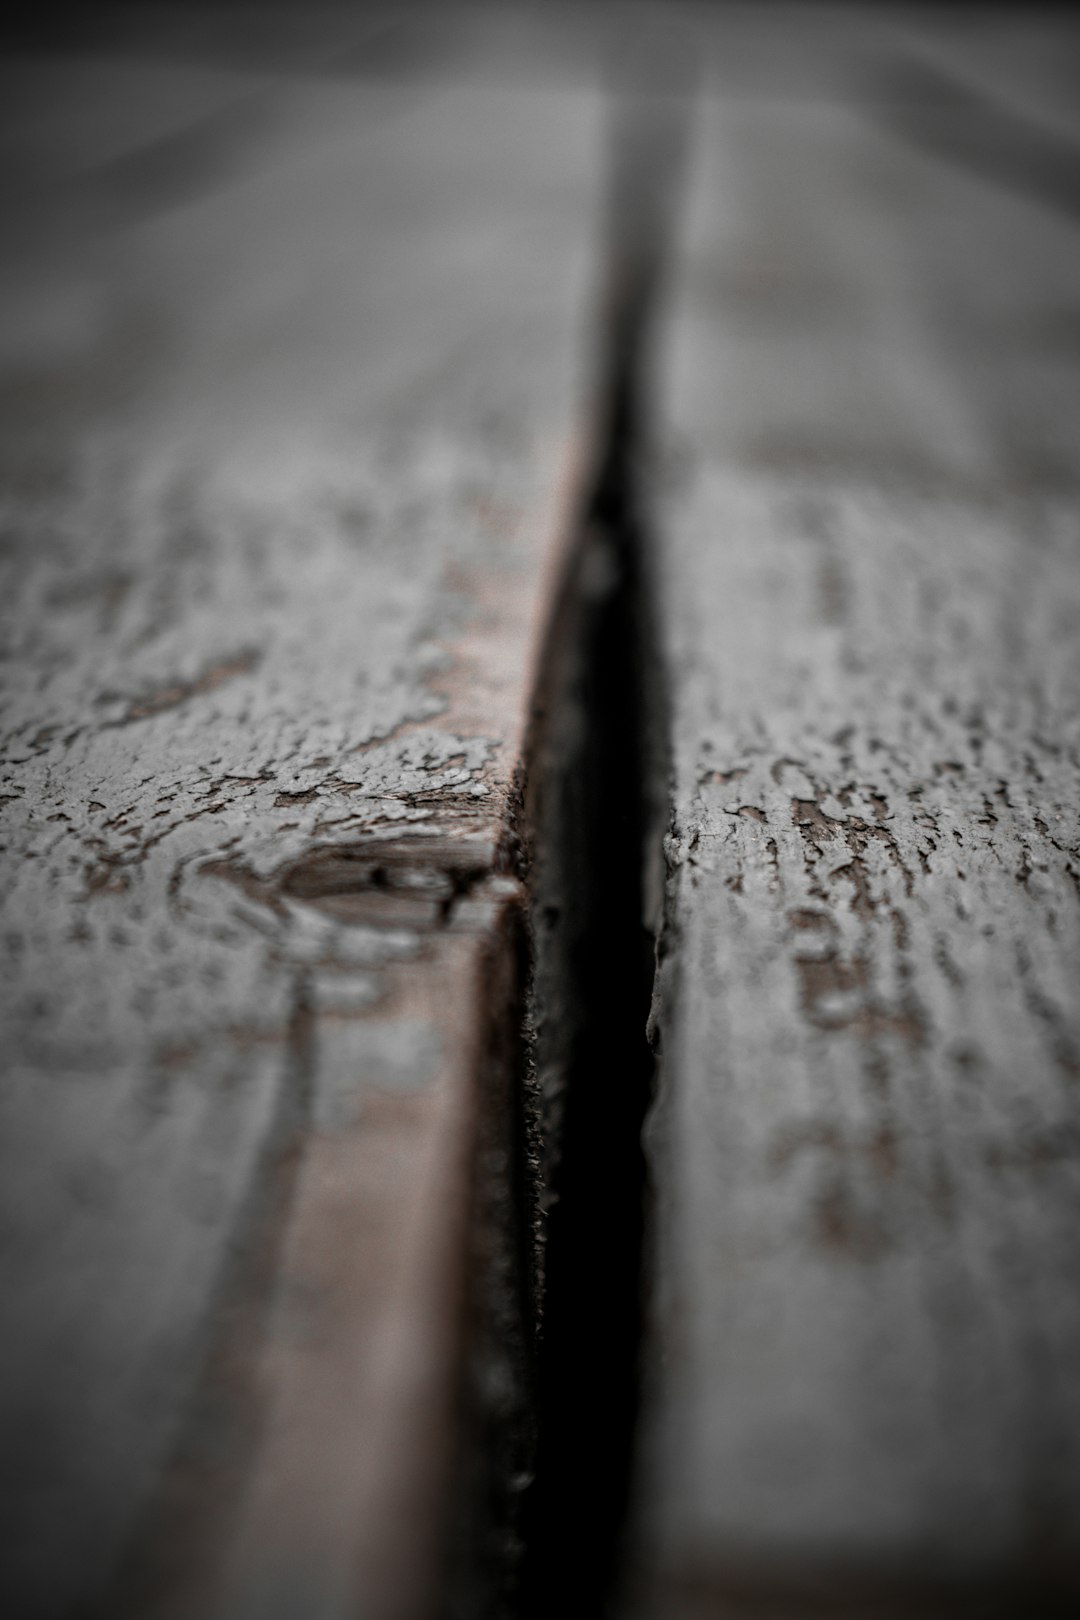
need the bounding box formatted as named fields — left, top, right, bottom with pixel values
left=894, top=10, right=1080, bottom=146
left=0, top=34, right=604, bottom=1619
left=635, top=28, right=1080, bottom=1617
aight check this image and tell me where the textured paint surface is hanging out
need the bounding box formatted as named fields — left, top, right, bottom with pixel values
left=639, top=51, right=1080, bottom=1610
left=0, top=46, right=602, bottom=1617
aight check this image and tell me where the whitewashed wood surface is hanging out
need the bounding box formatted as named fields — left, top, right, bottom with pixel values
left=0, top=34, right=604, bottom=1619
left=637, top=31, right=1080, bottom=1617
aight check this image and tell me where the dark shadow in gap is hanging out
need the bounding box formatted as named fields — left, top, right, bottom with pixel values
left=515, top=76, right=688, bottom=1620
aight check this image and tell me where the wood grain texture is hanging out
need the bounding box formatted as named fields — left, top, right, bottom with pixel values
left=637, top=33, right=1080, bottom=1616
left=0, top=38, right=603, bottom=1619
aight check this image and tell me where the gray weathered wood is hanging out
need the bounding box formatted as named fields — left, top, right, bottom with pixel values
left=636, top=27, right=1080, bottom=1615
left=0, top=35, right=604, bottom=1619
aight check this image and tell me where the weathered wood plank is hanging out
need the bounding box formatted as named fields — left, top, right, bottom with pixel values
left=0, top=38, right=604, bottom=1619
left=636, top=33, right=1080, bottom=1617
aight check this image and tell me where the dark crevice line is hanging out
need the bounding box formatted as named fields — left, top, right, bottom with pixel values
left=511, top=79, right=688, bottom=1620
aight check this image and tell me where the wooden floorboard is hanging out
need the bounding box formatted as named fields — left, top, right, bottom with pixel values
left=634, top=15, right=1080, bottom=1615
left=0, top=25, right=604, bottom=1618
